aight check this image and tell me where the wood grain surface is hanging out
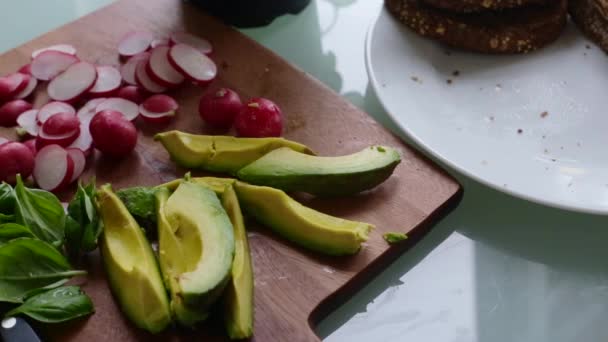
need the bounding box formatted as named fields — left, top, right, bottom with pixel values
left=0, top=0, right=462, bottom=341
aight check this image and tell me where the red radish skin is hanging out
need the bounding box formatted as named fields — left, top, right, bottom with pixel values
left=199, top=88, right=242, bottom=129
left=47, top=62, right=97, bottom=102
left=42, top=112, right=80, bottom=136
left=66, top=148, right=86, bottom=183
left=169, top=32, right=212, bottom=55
left=13, top=74, right=37, bottom=100
left=147, top=46, right=185, bottom=87
left=36, top=127, right=80, bottom=150
left=33, top=145, right=74, bottom=192
left=168, top=44, right=217, bottom=84
left=235, top=98, right=283, bottom=137
left=135, top=58, right=167, bottom=93
left=16, top=109, right=39, bottom=137
left=31, top=44, right=77, bottom=59
left=118, top=31, right=154, bottom=58
left=23, top=139, right=36, bottom=155
left=0, top=100, right=33, bottom=127
left=120, top=53, right=149, bottom=85
left=0, top=142, right=35, bottom=184
left=116, top=86, right=145, bottom=104
left=139, top=95, right=178, bottom=124
left=37, top=101, right=75, bottom=124
left=18, top=64, right=32, bottom=75
left=89, top=65, right=121, bottom=97
left=0, top=73, right=26, bottom=100
left=95, top=98, right=139, bottom=121
left=151, top=38, right=169, bottom=48
left=30, top=51, right=79, bottom=81
left=89, top=110, right=137, bottom=158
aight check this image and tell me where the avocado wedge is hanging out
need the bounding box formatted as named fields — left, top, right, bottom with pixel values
left=221, top=185, right=254, bottom=339
left=160, top=177, right=236, bottom=195
left=236, top=146, right=401, bottom=196
left=233, top=182, right=373, bottom=256
left=156, top=182, right=235, bottom=324
left=154, top=131, right=314, bottom=174
left=97, top=185, right=171, bottom=333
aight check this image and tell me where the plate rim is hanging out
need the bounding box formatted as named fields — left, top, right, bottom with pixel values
left=365, top=6, right=608, bottom=216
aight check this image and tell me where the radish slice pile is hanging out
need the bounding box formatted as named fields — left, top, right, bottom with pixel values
left=168, top=44, right=217, bottom=84
left=13, top=75, right=37, bottom=100
left=33, top=145, right=74, bottom=192
left=37, top=101, right=76, bottom=124
left=0, top=73, right=27, bottom=99
left=30, top=51, right=79, bottom=81
left=135, top=57, right=167, bottom=93
left=118, top=31, right=154, bottom=58
left=151, top=38, right=169, bottom=48
left=170, top=32, right=212, bottom=55
left=47, top=62, right=97, bottom=102
left=147, top=46, right=185, bottom=87
left=120, top=53, right=148, bottom=85
left=31, top=44, right=77, bottom=59
left=66, top=148, right=86, bottom=182
left=139, top=94, right=178, bottom=123
left=95, top=98, right=139, bottom=121
left=16, top=109, right=39, bottom=137
left=89, top=65, right=121, bottom=97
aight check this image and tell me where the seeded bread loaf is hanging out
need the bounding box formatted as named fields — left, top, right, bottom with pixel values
left=422, top=0, right=550, bottom=13
left=569, top=0, right=608, bottom=53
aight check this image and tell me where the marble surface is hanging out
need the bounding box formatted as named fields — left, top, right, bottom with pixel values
left=2, top=1, right=608, bottom=341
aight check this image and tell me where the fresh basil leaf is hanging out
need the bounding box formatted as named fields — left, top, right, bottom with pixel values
left=65, top=182, right=101, bottom=255
left=13, top=176, right=65, bottom=247
left=0, top=213, right=14, bottom=224
left=0, top=183, right=15, bottom=214
left=5, top=286, right=94, bottom=323
left=0, top=224, right=34, bottom=244
left=0, top=238, right=86, bottom=303
left=117, top=186, right=158, bottom=230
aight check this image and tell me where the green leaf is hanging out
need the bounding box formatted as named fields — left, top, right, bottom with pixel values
left=0, top=183, right=15, bottom=214
left=0, top=224, right=35, bottom=244
left=5, top=286, right=94, bottom=323
left=0, top=213, right=14, bottom=224
left=13, top=176, right=65, bottom=247
left=116, top=186, right=158, bottom=230
left=0, top=238, right=86, bottom=303
left=65, top=182, right=101, bottom=255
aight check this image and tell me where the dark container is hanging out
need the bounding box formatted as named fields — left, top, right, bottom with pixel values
left=190, top=0, right=312, bottom=28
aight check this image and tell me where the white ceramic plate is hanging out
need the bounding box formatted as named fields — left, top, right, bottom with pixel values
left=366, top=7, right=608, bottom=215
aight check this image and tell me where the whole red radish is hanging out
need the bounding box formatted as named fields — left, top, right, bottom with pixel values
left=234, top=98, right=283, bottom=137
left=0, top=142, right=35, bottom=184
left=42, top=112, right=80, bottom=136
left=116, top=86, right=146, bottom=104
left=0, top=100, right=33, bottom=127
left=23, top=139, right=36, bottom=155
left=90, top=110, right=137, bottom=158
left=199, top=88, right=242, bottom=129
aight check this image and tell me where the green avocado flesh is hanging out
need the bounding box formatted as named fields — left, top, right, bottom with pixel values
left=160, top=177, right=236, bottom=195
left=155, top=131, right=314, bottom=174
left=97, top=185, right=171, bottom=333
left=383, top=232, right=408, bottom=244
left=233, top=182, right=373, bottom=256
left=156, top=182, right=235, bottom=325
left=221, top=185, right=254, bottom=339
left=236, top=146, right=401, bottom=196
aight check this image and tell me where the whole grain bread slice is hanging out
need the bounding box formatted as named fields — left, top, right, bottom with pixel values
left=422, top=0, right=550, bottom=13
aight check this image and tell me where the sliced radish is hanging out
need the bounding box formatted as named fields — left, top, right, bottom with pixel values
left=118, top=31, right=154, bottom=58
left=169, top=32, right=212, bottom=55
left=47, top=62, right=97, bottom=102
left=151, top=38, right=169, bottom=48
left=33, top=145, right=74, bottom=192
left=68, top=123, right=93, bottom=156
left=77, top=98, right=106, bottom=124
left=31, top=44, right=77, bottom=59
left=42, top=112, right=80, bottom=136
left=95, top=98, right=139, bottom=121
left=36, top=127, right=80, bottom=150
left=168, top=44, right=217, bottom=84
left=88, top=65, right=121, bottom=97
left=139, top=94, right=178, bottom=124
left=30, top=51, right=79, bottom=81
left=0, top=137, right=8, bottom=145
left=135, top=58, right=167, bottom=94
left=147, top=46, right=185, bottom=87
left=66, top=148, right=86, bottom=183
left=18, top=64, right=32, bottom=75
left=13, top=74, right=37, bottom=100
left=23, top=139, right=36, bottom=155
left=16, top=109, right=39, bottom=137
left=0, top=100, right=33, bottom=127
left=116, top=86, right=145, bottom=104
left=0, top=73, right=27, bottom=99
left=37, top=101, right=75, bottom=124
left=120, top=53, right=149, bottom=85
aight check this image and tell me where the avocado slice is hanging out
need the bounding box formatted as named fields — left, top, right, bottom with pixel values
left=220, top=185, right=254, bottom=339
left=97, top=185, right=171, bottom=333
left=154, top=131, right=314, bottom=174
left=160, top=177, right=236, bottom=194
left=236, top=146, right=401, bottom=196
left=156, top=182, right=235, bottom=323
left=233, top=182, right=373, bottom=255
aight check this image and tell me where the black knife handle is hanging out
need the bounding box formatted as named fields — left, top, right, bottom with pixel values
left=1, top=317, right=42, bottom=342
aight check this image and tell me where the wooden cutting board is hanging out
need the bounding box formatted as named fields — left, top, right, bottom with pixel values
left=0, top=0, right=462, bottom=340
